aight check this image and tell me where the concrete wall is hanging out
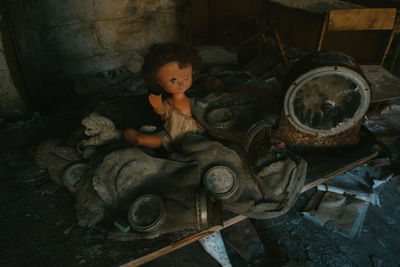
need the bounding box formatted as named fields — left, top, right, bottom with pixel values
left=39, top=0, right=189, bottom=75
left=0, top=14, right=23, bottom=112
left=4, top=0, right=190, bottom=110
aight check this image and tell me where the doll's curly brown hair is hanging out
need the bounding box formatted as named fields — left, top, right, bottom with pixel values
left=142, top=42, right=201, bottom=96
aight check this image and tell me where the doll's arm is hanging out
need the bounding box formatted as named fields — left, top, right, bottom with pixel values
left=124, top=129, right=162, bottom=148
left=148, top=94, right=166, bottom=115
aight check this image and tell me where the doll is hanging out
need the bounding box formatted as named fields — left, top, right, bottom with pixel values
left=124, top=43, right=204, bottom=149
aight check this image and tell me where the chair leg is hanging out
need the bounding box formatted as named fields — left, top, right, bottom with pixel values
left=381, top=13, right=400, bottom=66
left=255, top=16, right=269, bottom=49
left=272, top=23, right=289, bottom=67
left=390, top=36, right=400, bottom=72
left=316, top=12, right=330, bottom=53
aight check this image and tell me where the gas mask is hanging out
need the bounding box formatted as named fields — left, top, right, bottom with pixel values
left=172, top=134, right=307, bottom=219
left=191, top=85, right=279, bottom=163
left=74, top=147, right=222, bottom=236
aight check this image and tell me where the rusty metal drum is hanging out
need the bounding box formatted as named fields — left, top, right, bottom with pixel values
left=274, top=52, right=371, bottom=148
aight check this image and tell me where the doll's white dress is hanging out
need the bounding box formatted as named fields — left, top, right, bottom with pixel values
left=158, top=98, right=204, bottom=149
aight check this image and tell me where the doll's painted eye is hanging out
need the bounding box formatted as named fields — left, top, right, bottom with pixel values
left=170, top=78, right=176, bottom=84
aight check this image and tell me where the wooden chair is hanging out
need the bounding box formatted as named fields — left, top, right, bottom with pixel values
left=317, top=8, right=400, bottom=103
left=317, top=8, right=399, bottom=65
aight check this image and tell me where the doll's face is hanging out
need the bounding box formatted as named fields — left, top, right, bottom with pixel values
left=156, top=61, right=192, bottom=94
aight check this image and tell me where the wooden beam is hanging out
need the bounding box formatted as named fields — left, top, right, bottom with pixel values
left=121, top=215, right=247, bottom=267
left=301, top=151, right=378, bottom=193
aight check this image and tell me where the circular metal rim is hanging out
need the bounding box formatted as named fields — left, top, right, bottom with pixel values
left=283, top=66, right=370, bottom=136
left=62, top=162, right=88, bottom=192
left=203, top=166, right=238, bottom=199
left=196, top=190, right=208, bottom=230
left=242, top=120, right=270, bottom=152
left=128, top=194, right=166, bottom=232
left=205, top=107, right=235, bottom=129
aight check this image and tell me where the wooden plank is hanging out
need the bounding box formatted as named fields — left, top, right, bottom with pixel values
left=301, top=151, right=378, bottom=193
left=121, top=215, right=247, bottom=267
left=362, top=65, right=400, bottom=103
left=328, top=8, right=397, bottom=31
left=300, top=134, right=377, bottom=193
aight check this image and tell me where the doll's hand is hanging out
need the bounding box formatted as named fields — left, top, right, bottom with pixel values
left=148, top=94, right=165, bottom=115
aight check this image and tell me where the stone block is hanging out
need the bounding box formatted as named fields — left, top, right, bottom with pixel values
left=94, top=0, right=131, bottom=20
left=96, top=18, right=150, bottom=52
left=40, top=0, right=96, bottom=26
left=45, top=23, right=101, bottom=59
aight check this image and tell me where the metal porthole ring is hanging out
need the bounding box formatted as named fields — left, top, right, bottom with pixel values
left=283, top=66, right=370, bottom=136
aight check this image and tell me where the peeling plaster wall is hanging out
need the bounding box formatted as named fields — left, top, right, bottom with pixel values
left=0, top=14, right=23, bottom=112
